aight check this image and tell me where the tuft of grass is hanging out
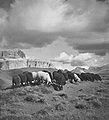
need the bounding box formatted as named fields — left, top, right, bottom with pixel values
left=57, top=93, right=68, bottom=99
left=89, top=99, right=102, bottom=109
left=32, top=109, right=50, bottom=120
left=55, top=103, right=66, bottom=111
left=24, top=94, right=45, bottom=104
left=0, top=115, right=18, bottom=120
left=16, top=90, right=27, bottom=96
left=40, top=87, right=52, bottom=94
left=75, top=101, right=88, bottom=110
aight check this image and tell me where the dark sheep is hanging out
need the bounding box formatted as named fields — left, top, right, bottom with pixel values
left=89, top=73, right=95, bottom=82
left=94, top=74, right=102, bottom=81
left=18, top=73, right=28, bottom=86
left=23, top=71, right=34, bottom=85
left=85, top=73, right=94, bottom=82
left=53, top=70, right=66, bottom=85
left=56, top=69, right=69, bottom=81
left=80, top=73, right=89, bottom=81
left=80, top=73, right=96, bottom=82
left=12, top=74, right=21, bottom=87
left=62, top=71, right=69, bottom=81
left=66, top=71, right=75, bottom=83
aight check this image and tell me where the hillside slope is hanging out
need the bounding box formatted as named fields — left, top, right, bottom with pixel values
left=0, top=80, right=109, bottom=120
left=88, top=64, right=109, bottom=80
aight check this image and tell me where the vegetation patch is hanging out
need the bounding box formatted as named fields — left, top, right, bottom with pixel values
left=32, top=109, right=51, bottom=120
left=89, top=99, right=102, bottom=109
left=75, top=101, right=88, bottom=109
left=24, top=94, right=45, bottom=104
left=40, top=86, right=52, bottom=94
left=57, top=93, right=68, bottom=99
left=55, top=103, right=66, bottom=111
left=0, top=115, right=19, bottom=120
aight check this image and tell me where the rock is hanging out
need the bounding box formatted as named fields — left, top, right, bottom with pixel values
left=0, top=49, right=26, bottom=59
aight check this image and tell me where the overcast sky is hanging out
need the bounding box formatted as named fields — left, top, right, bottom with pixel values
left=0, top=0, right=109, bottom=68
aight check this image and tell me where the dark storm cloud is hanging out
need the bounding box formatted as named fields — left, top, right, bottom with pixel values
left=75, top=43, right=109, bottom=56
left=0, top=0, right=109, bottom=50
left=3, top=28, right=58, bottom=48
left=96, top=0, right=108, bottom=3
left=0, top=0, right=15, bottom=11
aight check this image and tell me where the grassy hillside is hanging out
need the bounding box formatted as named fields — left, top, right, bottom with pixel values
left=0, top=80, right=109, bottom=120
left=0, top=66, right=109, bottom=120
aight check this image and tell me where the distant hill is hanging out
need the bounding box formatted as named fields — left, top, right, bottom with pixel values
left=88, top=64, right=109, bottom=80
left=71, top=67, right=89, bottom=74
left=88, top=64, right=109, bottom=73
left=72, top=65, right=109, bottom=80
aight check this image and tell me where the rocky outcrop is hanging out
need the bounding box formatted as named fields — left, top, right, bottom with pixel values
left=0, top=49, right=26, bottom=59
left=0, top=59, right=54, bottom=70
left=71, top=67, right=89, bottom=74
left=0, top=49, right=54, bottom=70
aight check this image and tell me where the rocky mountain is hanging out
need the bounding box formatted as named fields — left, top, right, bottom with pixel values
left=71, top=67, right=89, bottom=74
left=0, top=49, right=26, bottom=59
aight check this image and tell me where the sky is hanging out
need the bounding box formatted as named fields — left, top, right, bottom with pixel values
left=0, top=0, right=109, bottom=69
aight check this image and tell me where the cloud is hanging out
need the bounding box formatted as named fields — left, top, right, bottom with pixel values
left=54, top=51, right=109, bottom=67
left=9, top=0, right=90, bottom=32
left=0, top=9, right=8, bottom=31
left=54, top=52, right=87, bottom=66
left=54, top=52, right=74, bottom=62
left=0, top=0, right=14, bottom=11
left=9, top=0, right=108, bottom=33
left=0, top=0, right=108, bottom=53
left=75, top=43, right=109, bottom=56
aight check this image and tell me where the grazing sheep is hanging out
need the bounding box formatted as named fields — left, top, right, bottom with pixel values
left=18, top=73, right=28, bottom=86
left=37, top=71, right=52, bottom=85
left=53, top=70, right=66, bottom=85
left=74, top=73, right=81, bottom=82
left=42, top=70, right=53, bottom=80
left=94, top=74, right=102, bottom=81
left=23, top=71, right=34, bottom=85
left=31, top=71, right=38, bottom=83
left=80, top=73, right=89, bottom=81
left=66, top=71, right=75, bottom=83
left=12, top=75, right=21, bottom=87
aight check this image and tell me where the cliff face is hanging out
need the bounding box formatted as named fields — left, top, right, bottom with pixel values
left=0, top=59, right=54, bottom=70
left=0, top=49, right=54, bottom=70
left=0, top=49, right=26, bottom=59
